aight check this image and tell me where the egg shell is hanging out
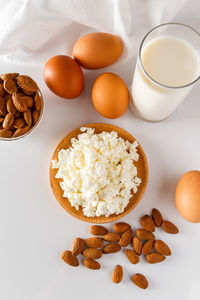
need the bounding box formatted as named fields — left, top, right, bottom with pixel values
left=92, top=72, right=129, bottom=119
left=43, top=55, right=84, bottom=99
left=72, top=32, right=123, bottom=69
left=176, top=170, right=200, bottom=223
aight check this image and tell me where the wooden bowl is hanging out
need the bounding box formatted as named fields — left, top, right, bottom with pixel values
left=50, top=123, right=148, bottom=223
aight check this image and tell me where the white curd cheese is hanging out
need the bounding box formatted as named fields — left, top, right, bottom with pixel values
left=52, top=127, right=141, bottom=217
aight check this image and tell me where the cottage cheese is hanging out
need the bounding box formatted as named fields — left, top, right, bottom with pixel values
left=52, top=127, right=141, bottom=217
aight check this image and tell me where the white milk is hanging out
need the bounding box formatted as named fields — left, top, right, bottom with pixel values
left=131, top=36, right=200, bottom=121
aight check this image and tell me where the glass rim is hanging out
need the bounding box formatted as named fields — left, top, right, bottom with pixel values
left=139, top=22, right=200, bottom=89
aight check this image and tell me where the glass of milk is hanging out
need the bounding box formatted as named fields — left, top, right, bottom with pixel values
left=131, top=23, right=200, bottom=121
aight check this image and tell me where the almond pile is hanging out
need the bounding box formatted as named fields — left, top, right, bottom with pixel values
left=61, top=208, right=179, bottom=290
left=0, top=73, right=42, bottom=138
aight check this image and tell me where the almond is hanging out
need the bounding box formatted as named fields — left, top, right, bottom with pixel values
left=102, top=232, right=120, bottom=242
left=15, top=111, right=22, bottom=118
left=61, top=250, right=79, bottom=267
left=34, top=92, right=42, bottom=111
left=85, top=237, right=104, bottom=248
left=3, top=79, right=17, bottom=94
left=131, top=273, right=148, bottom=289
left=17, top=75, right=38, bottom=92
left=12, top=126, right=30, bottom=137
left=119, top=228, right=133, bottom=247
left=0, top=73, right=18, bottom=80
left=84, top=259, right=101, bottom=270
left=154, top=240, right=171, bottom=256
left=0, top=84, right=6, bottom=96
left=90, top=225, right=108, bottom=236
left=12, top=93, right=27, bottom=112
left=23, top=109, right=32, bottom=126
left=152, top=208, right=163, bottom=227
left=0, top=96, right=7, bottom=116
left=141, top=215, right=155, bottom=232
left=7, top=99, right=16, bottom=115
left=13, top=117, right=25, bottom=129
left=0, top=117, right=4, bottom=123
left=32, top=110, right=39, bottom=124
left=22, top=96, right=34, bottom=108
left=0, top=129, right=12, bottom=138
left=132, top=236, right=143, bottom=255
left=21, top=88, right=34, bottom=95
left=103, top=243, right=121, bottom=254
left=82, top=248, right=102, bottom=259
left=161, top=220, right=179, bottom=234
left=146, top=252, right=166, bottom=264
left=136, top=228, right=155, bottom=240
left=112, top=265, right=123, bottom=283
left=113, top=222, right=131, bottom=233
left=125, top=249, right=139, bottom=264
left=142, top=239, right=154, bottom=255
left=72, top=237, right=85, bottom=256
left=2, top=113, right=14, bottom=129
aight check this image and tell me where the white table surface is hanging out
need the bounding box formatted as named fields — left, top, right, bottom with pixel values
left=1, top=5, right=200, bottom=300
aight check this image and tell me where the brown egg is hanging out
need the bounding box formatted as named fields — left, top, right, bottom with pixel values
left=176, top=170, right=200, bottom=223
left=72, top=32, right=123, bottom=69
left=92, top=72, right=129, bottom=119
left=43, top=55, right=84, bottom=99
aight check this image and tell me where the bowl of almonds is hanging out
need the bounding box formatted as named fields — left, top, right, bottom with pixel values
left=0, top=73, right=43, bottom=140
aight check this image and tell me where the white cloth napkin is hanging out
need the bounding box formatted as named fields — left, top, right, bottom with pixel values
left=0, top=0, right=190, bottom=66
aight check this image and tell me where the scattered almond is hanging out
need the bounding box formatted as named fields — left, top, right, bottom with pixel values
left=85, top=237, right=104, bottom=248
left=72, top=237, right=85, bottom=256
left=136, top=228, right=155, bottom=240
left=131, top=273, right=148, bottom=289
left=23, top=109, right=32, bottom=126
left=154, top=240, right=171, bottom=256
left=90, top=225, right=108, bottom=236
left=0, top=117, right=4, bottom=123
left=112, top=265, right=123, bottom=283
left=84, top=259, right=101, bottom=270
left=103, top=243, right=121, bottom=254
left=142, top=239, right=154, bottom=255
left=152, top=208, right=163, bottom=227
left=125, top=249, right=139, bottom=264
left=61, top=250, right=79, bottom=267
left=0, top=129, right=12, bottom=138
left=7, top=99, right=16, bottom=115
left=132, top=236, right=142, bottom=255
left=2, top=113, right=14, bottom=129
left=146, top=252, right=166, bottom=264
left=119, top=228, right=133, bottom=247
left=3, top=79, right=17, bottom=94
left=17, top=75, right=38, bottom=92
left=113, top=222, right=131, bottom=233
left=82, top=248, right=102, bottom=259
left=141, top=215, right=155, bottom=232
left=161, top=220, right=179, bottom=234
left=102, top=232, right=120, bottom=242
